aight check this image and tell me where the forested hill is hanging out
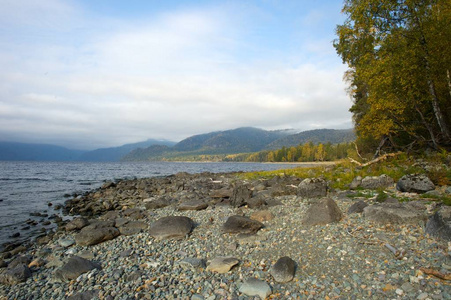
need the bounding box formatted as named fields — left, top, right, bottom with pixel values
left=122, top=127, right=355, bottom=161
left=266, top=129, right=355, bottom=150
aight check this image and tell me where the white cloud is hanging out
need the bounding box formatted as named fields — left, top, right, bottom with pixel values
left=0, top=1, right=352, bottom=149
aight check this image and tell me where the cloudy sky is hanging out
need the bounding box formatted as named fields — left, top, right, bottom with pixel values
left=0, top=0, right=351, bottom=150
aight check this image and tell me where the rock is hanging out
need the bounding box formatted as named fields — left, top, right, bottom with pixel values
left=246, top=197, right=267, bottom=209
left=122, top=208, right=145, bottom=220
left=230, top=184, right=252, bottom=207
left=8, top=255, right=31, bottom=269
left=360, top=174, right=394, bottom=189
left=178, top=199, right=208, bottom=211
left=0, top=260, right=6, bottom=268
left=396, top=174, right=435, bottom=193
left=349, top=176, right=362, bottom=190
left=347, top=200, right=368, bottom=214
left=67, top=289, right=100, bottom=300
left=102, top=181, right=116, bottom=189
left=239, top=278, right=272, bottom=299
left=297, top=178, right=327, bottom=198
left=144, top=197, right=173, bottom=210
left=28, top=258, right=46, bottom=268
left=222, top=215, right=263, bottom=234
left=58, top=237, right=76, bottom=248
left=100, top=211, right=120, bottom=220
left=363, top=202, right=427, bottom=224
left=149, top=216, right=194, bottom=239
left=425, top=206, right=451, bottom=241
left=75, top=225, right=120, bottom=246
left=177, top=257, right=206, bottom=270
left=206, top=256, right=239, bottom=273
left=0, top=264, right=32, bottom=285
left=302, top=198, right=343, bottom=225
left=250, top=210, right=274, bottom=222
left=54, top=256, right=101, bottom=282
left=270, top=256, right=296, bottom=283
left=66, top=217, right=90, bottom=231
left=118, top=220, right=148, bottom=236
left=209, top=188, right=233, bottom=199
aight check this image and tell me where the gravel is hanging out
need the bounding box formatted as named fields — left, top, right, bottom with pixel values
left=1, top=192, right=450, bottom=299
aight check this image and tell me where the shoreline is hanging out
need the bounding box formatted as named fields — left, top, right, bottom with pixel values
left=1, top=169, right=450, bottom=299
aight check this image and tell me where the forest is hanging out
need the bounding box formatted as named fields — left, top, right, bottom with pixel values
left=334, top=0, right=451, bottom=155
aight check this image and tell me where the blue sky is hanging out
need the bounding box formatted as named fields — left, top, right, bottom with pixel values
left=0, top=0, right=351, bottom=149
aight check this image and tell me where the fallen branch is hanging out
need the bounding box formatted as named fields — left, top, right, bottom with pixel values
left=420, top=267, right=451, bottom=281
left=384, top=243, right=405, bottom=260
left=349, top=152, right=403, bottom=167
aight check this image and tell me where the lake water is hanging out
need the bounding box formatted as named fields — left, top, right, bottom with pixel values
left=0, top=161, right=301, bottom=250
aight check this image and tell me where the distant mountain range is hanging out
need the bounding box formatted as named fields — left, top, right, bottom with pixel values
left=0, top=127, right=355, bottom=162
left=122, top=128, right=355, bottom=161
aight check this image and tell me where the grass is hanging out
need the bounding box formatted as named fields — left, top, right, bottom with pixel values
left=239, top=152, right=451, bottom=198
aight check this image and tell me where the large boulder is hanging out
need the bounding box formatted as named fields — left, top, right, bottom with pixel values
left=222, top=215, right=263, bottom=234
left=297, top=178, right=327, bottom=198
left=360, top=174, right=394, bottom=189
left=0, top=264, right=32, bottom=285
left=178, top=199, right=208, bottom=211
left=230, top=184, right=252, bottom=207
left=302, top=198, right=343, bottom=225
left=75, top=221, right=120, bottom=246
left=396, top=174, right=435, bottom=193
left=363, top=202, right=427, bottom=224
left=149, top=216, right=194, bottom=240
left=65, top=217, right=90, bottom=231
left=54, top=256, right=101, bottom=282
left=270, top=256, right=296, bottom=283
left=425, top=206, right=451, bottom=241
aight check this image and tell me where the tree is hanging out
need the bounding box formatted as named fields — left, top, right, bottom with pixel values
left=335, top=0, right=451, bottom=152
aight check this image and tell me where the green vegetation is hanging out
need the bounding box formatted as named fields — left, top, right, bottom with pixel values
left=240, top=153, right=451, bottom=191
left=334, top=0, right=451, bottom=153
left=224, top=142, right=354, bottom=162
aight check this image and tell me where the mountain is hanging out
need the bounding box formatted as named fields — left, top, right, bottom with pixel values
left=0, top=142, right=86, bottom=161
left=174, top=127, right=291, bottom=153
left=265, top=129, right=355, bottom=150
left=79, top=139, right=176, bottom=162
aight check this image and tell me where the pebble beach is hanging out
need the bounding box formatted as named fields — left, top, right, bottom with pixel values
left=0, top=171, right=450, bottom=300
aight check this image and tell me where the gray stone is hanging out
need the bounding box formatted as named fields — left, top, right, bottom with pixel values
left=445, top=186, right=451, bottom=194
left=178, top=199, right=208, bottom=211
left=222, top=215, right=263, bottom=234
left=230, top=184, right=252, bottom=207
left=239, top=278, right=271, bottom=299
left=349, top=176, right=362, bottom=190
left=297, top=178, right=327, bottom=198
left=54, top=256, right=101, bottom=281
left=270, top=256, right=296, bottom=283
left=206, top=256, right=239, bottom=273
left=66, top=217, right=90, bottom=231
left=75, top=226, right=120, bottom=246
left=67, top=289, right=99, bottom=300
left=360, top=174, right=394, bottom=189
left=302, top=198, right=343, bottom=225
left=363, top=202, right=427, bottom=224
left=144, top=197, right=173, bottom=210
left=118, top=220, right=148, bottom=236
left=58, top=237, right=76, bottom=248
left=177, top=257, right=206, bottom=270
left=149, top=216, right=194, bottom=239
left=425, top=206, right=451, bottom=241
left=347, top=200, right=368, bottom=214
left=0, top=264, right=32, bottom=285
left=396, top=174, right=435, bottom=193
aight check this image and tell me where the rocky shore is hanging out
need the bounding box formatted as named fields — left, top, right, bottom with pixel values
left=0, top=168, right=450, bottom=299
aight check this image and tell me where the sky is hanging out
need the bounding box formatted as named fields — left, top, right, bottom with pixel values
left=0, top=0, right=351, bottom=150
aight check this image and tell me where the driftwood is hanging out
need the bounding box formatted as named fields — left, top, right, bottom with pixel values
left=384, top=243, right=405, bottom=260
left=420, top=267, right=451, bottom=281
left=349, top=152, right=403, bottom=167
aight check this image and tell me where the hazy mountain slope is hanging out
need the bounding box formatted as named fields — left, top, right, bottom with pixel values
left=266, top=129, right=355, bottom=149
left=79, top=139, right=176, bottom=162
left=0, top=142, right=86, bottom=161
left=174, top=127, right=291, bottom=153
